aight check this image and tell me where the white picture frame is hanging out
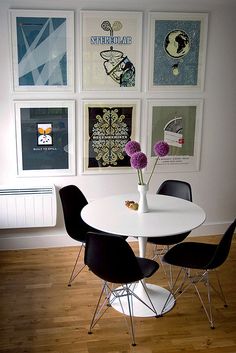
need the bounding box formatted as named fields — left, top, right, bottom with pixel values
left=81, top=99, right=141, bottom=174
left=9, top=9, right=74, bottom=92
left=80, top=10, right=142, bottom=91
left=147, top=12, right=208, bottom=92
left=146, top=99, right=204, bottom=172
left=14, top=100, right=76, bottom=176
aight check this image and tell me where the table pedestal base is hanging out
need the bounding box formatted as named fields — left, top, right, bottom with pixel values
left=110, top=282, right=175, bottom=317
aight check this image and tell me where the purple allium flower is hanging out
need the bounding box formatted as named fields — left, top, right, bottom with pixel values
left=130, top=151, right=147, bottom=170
left=153, top=141, right=169, bottom=157
left=125, top=140, right=141, bottom=157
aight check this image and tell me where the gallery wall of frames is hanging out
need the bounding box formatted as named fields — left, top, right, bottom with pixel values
left=9, top=9, right=208, bottom=177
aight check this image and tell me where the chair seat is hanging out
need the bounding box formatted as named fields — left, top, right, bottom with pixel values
left=163, top=242, right=218, bottom=269
left=136, top=257, right=159, bottom=278
left=147, top=232, right=190, bottom=246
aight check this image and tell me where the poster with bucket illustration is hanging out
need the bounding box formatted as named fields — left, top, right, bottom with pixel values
left=147, top=99, right=203, bottom=172
left=80, top=11, right=142, bottom=91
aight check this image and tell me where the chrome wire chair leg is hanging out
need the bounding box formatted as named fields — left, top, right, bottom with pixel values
left=125, top=284, right=136, bottom=346
left=68, top=243, right=86, bottom=286
left=138, top=281, right=159, bottom=317
left=168, top=261, right=173, bottom=289
left=193, top=270, right=228, bottom=329
left=88, top=282, right=111, bottom=333
left=117, top=284, right=137, bottom=346
left=161, top=267, right=185, bottom=314
left=177, top=268, right=191, bottom=293
left=210, top=270, right=228, bottom=307
left=192, top=271, right=215, bottom=329
left=153, top=245, right=174, bottom=290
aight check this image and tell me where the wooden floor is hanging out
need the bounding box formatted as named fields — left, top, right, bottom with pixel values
left=1, top=235, right=236, bottom=353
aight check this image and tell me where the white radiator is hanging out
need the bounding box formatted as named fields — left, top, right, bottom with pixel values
left=0, top=185, right=57, bottom=229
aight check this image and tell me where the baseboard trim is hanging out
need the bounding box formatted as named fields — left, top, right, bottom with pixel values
left=0, top=233, right=78, bottom=250
left=0, top=221, right=232, bottom=250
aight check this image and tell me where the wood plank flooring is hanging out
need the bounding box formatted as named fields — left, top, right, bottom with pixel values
left=0, top=235, right=236, bottom=353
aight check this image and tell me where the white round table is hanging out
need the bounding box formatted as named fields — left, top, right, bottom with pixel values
left=81, top=193, right=206, bottom=317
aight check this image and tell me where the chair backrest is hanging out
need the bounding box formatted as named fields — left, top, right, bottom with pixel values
left=207, top=219, right=236, bottom=269
left=59, top=185, right=90, bottom=242
left=85, top=232, right=144, bottom=284
left=157, top=179, right=192, bottom=202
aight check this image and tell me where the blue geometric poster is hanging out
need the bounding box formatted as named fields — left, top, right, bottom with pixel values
left=16, top=17, right=67, bottom=86
left=10, top=10, right=74, bottom=91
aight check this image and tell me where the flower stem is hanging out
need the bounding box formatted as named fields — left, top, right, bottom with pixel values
left=147, top=157, right=159, bottom=186
left=138, top=169, right=144, bottom=185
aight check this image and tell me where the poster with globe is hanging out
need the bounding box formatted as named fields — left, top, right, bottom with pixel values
left=148, top=12, right=208, bottom=91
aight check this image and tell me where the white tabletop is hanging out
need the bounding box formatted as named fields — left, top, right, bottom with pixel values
left=81, top=193, right=206, bottom=238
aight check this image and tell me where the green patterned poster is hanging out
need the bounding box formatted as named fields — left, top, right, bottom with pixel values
left=83, top=100, right=140, bottom=174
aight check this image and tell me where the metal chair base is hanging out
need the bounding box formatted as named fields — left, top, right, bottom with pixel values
left=161, top=267, right=228, bottom=328
left=88, top=281, right=158, bottom=346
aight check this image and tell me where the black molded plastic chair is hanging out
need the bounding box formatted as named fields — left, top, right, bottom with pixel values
left=162, top=219, right=236, bottom=328
left=147, top=180, right=192, bottom=286
left=85, top=232, right=160, bottom=346
left=59, top=185, right=104, bottom=286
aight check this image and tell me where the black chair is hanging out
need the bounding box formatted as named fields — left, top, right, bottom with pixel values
left=147, top=180, right=192, bottom=286
left=59, top=185, right=100, bottom=286
left=162, top=219, right=236, bottom=328
left=84, top=232, right=160, bottom=346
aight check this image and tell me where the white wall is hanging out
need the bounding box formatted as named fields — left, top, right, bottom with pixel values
left=0, top=0, right=235, bottom=249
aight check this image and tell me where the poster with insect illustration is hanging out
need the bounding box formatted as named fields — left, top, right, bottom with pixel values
left=147, top=99, right=203, bottom=172
left=80, top=11, right=142, bottom=91
left=37, top=123, right=53, bottom=146
left=148, top=12, right=208, bottom=91
left=14, top=100, right=75, bottom=176
left=9, top=9, right=74, bottom=92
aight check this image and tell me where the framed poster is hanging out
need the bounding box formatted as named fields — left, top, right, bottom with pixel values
left=147, top=99, right=203, bottom=172
left=148, top=12, right=208, bottom=91
left=9, top=9, right=74, bottom=92
left=14, top=100, right=75, bottom=176
left=80, top=11, right=142, bottom=91
left=82, top=100, right=140, bottom=174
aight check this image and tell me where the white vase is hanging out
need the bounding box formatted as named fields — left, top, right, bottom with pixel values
left=138, top=184, right=149, bottom=213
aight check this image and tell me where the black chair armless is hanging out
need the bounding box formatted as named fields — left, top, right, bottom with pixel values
left=85, top=232, right=159, bottom=346
left=147, top=180, right=192, bottom=287
left=162, top=219, right=236, bottom=328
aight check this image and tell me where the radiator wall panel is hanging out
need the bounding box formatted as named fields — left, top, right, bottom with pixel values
left=0, top=185, right=57, bottom=229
